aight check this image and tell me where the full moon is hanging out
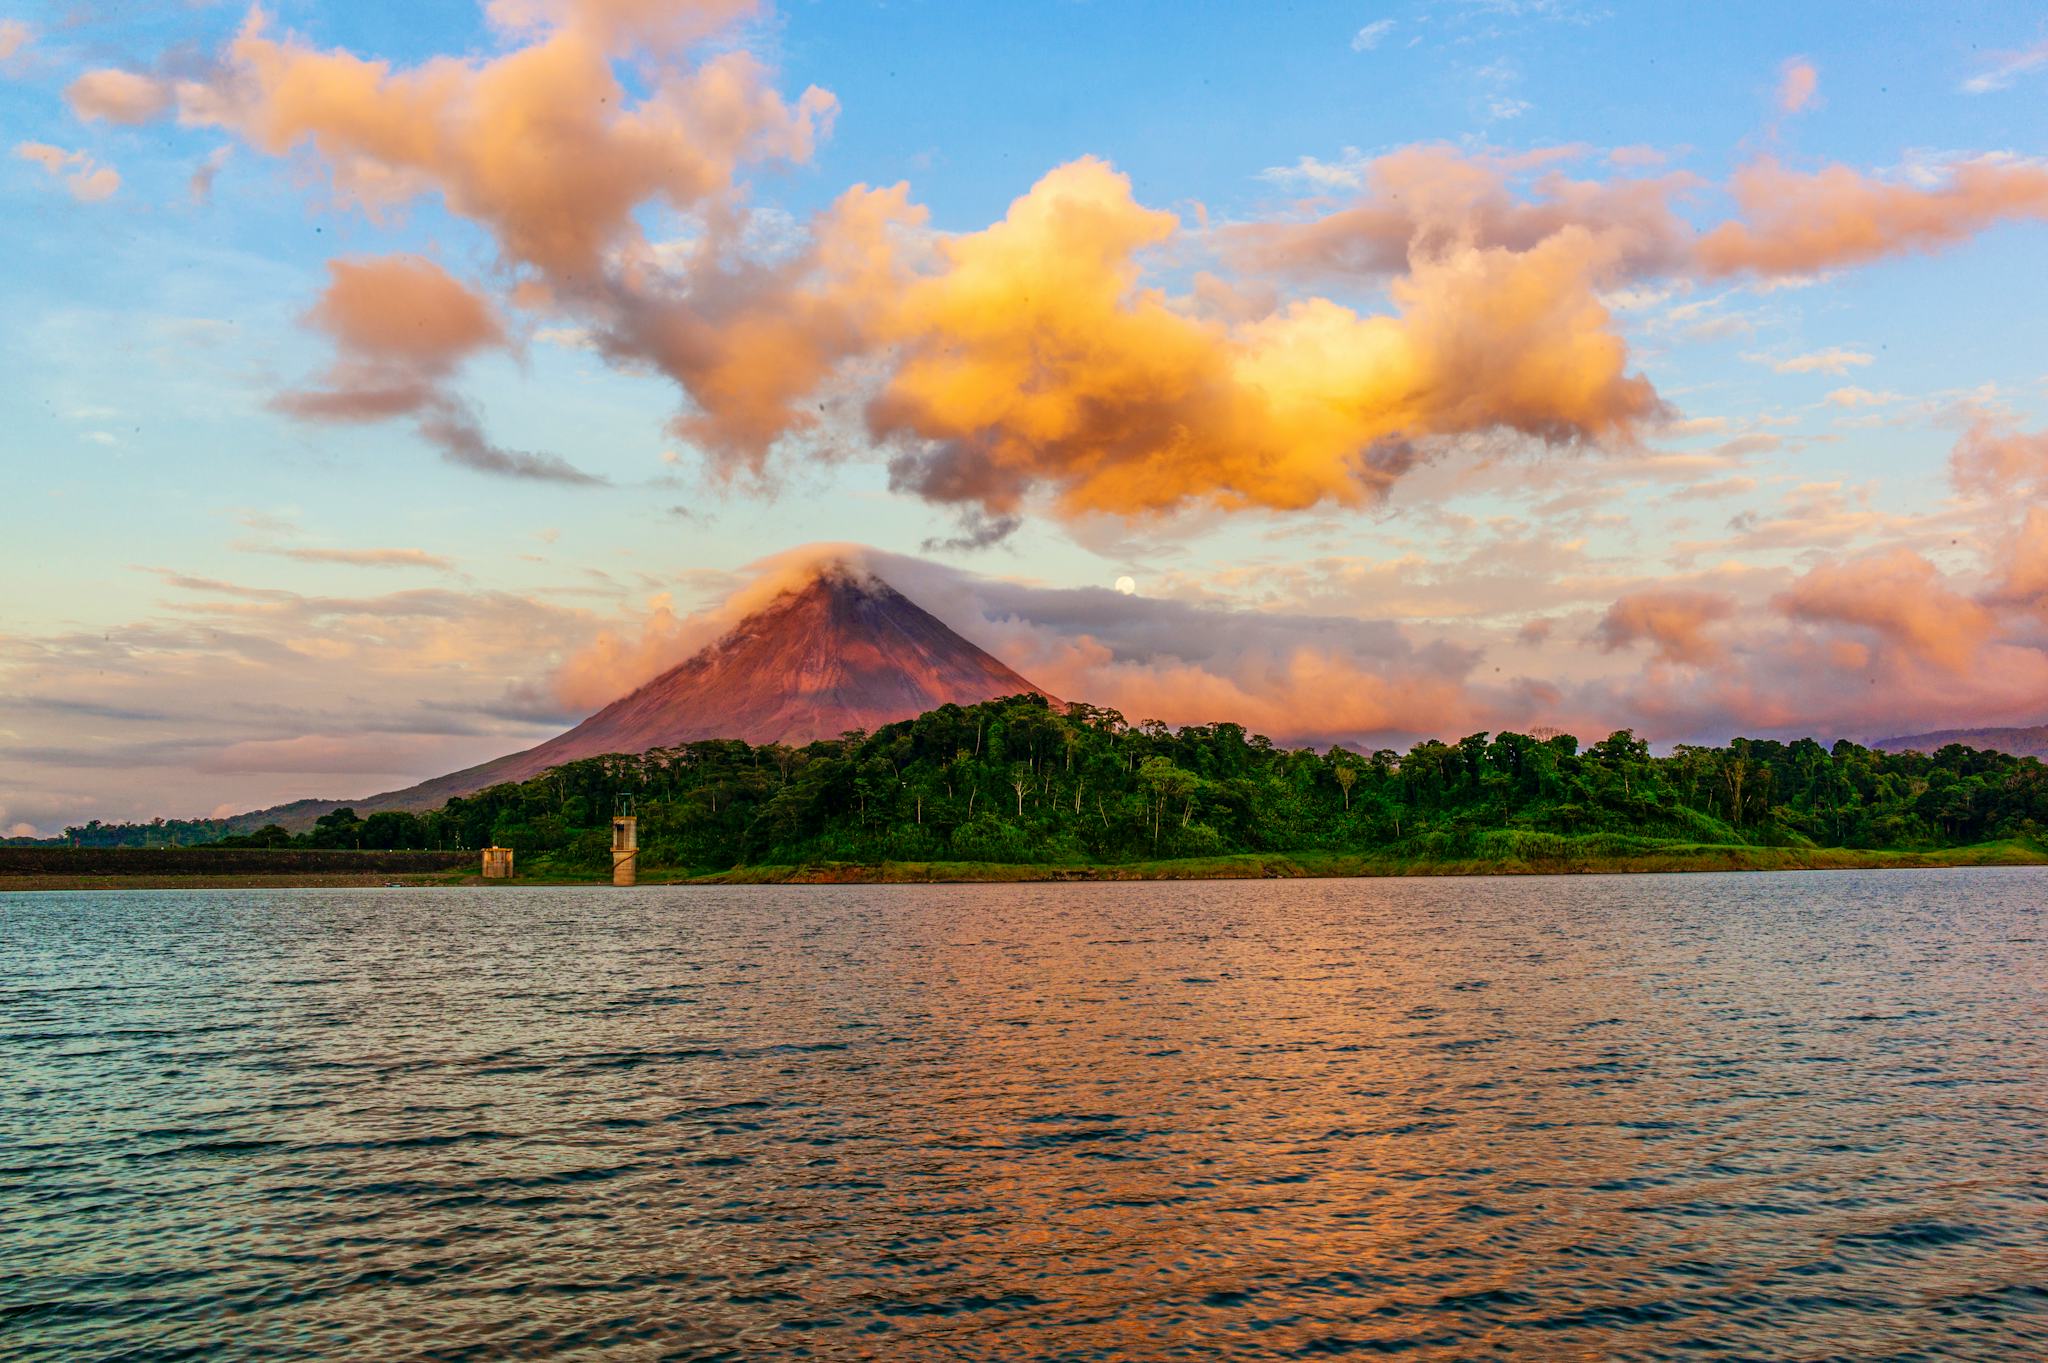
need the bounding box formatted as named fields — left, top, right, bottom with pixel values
left=1114, top=575, right=1137, bottom=595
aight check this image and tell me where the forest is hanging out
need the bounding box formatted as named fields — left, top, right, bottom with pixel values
left=149, top=693, right=2048, bottom=873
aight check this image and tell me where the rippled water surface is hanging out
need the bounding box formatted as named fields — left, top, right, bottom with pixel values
left=4, top=872, right=2046, bottom=1360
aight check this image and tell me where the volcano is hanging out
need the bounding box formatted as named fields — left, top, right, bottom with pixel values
left=240, top=567, right=1053, bottom=825
left=1874, top=724, right=2048, bottom=759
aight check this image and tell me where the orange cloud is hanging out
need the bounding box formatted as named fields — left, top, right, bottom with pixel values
left=276, top=253, right=502, bottom=421
left=0, top=20, right=30, bottom=62
left=550, top=593, right=705, bottom=709
left=1697, top=156, right=2048, bottom=277
left=605, top=181, right=926, bottom=466
left=276, top=253, right=599, bottom=483
left=870, top=158, right=1661, bottom=518
left=133, top=24, right=1686, bottom=516
left=67, top=68, right=174, bottom=123
left=1774, top=548, right=1994, bottom=671
left=96, top=8, right=2048, bottom=527
left=179, top=6, right=833, bottom=283
left=1594, top=587, right=1735, bottom=664
left=310, top=253, right=503, bottom=363
left=143, top=3, right=841, bottom=481
left=14, top=141, right=119, bottom=201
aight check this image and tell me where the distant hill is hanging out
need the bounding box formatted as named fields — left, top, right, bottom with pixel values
left=232, top=564, right=1055, bottom=831
left=1873, top=725, right=2048, bottom=759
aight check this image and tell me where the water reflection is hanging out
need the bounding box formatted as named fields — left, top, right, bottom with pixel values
left=2, top=871, right=2043, bottom=1359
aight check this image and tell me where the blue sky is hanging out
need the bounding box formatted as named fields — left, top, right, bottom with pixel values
left=3, top=0, right=2047, bottom=832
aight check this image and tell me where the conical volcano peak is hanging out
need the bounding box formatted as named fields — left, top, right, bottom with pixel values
left=803, top=555, right=886, bottom=590
left=711, top=562, right=929, bottom=655
left=708, top=546, right=902, bottom=628
left=688, top=565, right=1048, bottom=718
left=765, top=554, right=871, bottom=592
left=762, top=559, right=895, bottom=609
left=282, top=560, right=1056, bottom=819
left=540, top=567, right=1054, bottom=767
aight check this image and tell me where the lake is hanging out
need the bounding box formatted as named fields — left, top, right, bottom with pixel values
left=3, top=871, right=2044, bottom=1360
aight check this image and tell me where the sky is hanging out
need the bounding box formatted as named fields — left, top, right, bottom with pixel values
left=3, top=0, right=2048, bottom=834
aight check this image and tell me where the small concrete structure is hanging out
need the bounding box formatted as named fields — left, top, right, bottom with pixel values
left=482, top=846, right=514, bottom=879
left=611, top=816, right=638, bottom=886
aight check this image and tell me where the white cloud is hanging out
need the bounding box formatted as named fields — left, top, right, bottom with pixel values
left=1351, top=19, right=1397, bottom=51
left=1256, top=147, right=1372, bottom=189
left=1668, top=415, right=1730, bottom=436
left=1474, top=58, right=1532, bottom=121
left=1745, top=347, right=1875, bottom=376
left=1961, top=38, right=2048, bottom=94
left=1825, top=386, right=1903, bottom=407
left=535, top=326, right=595, bottom=350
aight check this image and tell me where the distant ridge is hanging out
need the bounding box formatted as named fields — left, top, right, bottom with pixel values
left=233, top=566, right=1055, bottom=830
left=1873, top=725, right=2048, bottom=759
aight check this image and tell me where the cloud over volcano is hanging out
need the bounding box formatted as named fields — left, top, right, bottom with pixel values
left=61, top=3, right=2048, bottom=532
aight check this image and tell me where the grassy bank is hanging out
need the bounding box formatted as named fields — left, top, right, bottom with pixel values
left=695, top=838, right=2048, bottom=884
left=9, top=838, right=2042, bottom=891
left=458, top=834, right=2048, bottom=884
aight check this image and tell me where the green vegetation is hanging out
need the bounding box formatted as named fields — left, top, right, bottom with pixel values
left=692, top=842, right=2044, bottom=883
left=185, top=693, right=2048, bottom=878
left=21, top=816, right=239, bottom=848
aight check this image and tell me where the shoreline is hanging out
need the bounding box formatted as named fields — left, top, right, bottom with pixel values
left=0, top=872, right=453, bottom=892
left=7, top=842, right=2043, bottom=891
left=692, top=843, right=2047, bottom=884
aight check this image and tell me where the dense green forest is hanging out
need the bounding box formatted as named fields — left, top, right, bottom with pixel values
left=152, top=693, right=2048, bottom=872
left=17, top=816, right=239, bottom=849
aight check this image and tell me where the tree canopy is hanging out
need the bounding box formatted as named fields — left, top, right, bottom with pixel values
left=172, top=694, right=2048, bottom=870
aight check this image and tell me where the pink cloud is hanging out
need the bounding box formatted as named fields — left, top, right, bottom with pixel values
left=274, top=253, right=597, bottom=483
left=1774, top=548, right=1994, bottom=672
left=1594, top=588, right=1735, bottom=664
left=1951, top=417, right=2048, bottom=496
left=66, top=68, right=173, bottom=123
left=1776, top=59, right=1819, bottom=115
left=1698, top=156, right=2048, bottom=277
left=0, top=19, right=32, bottom=63
left=14, top=141, right=119, bottom=202
left=1988, top=507, right=2048, bottom=613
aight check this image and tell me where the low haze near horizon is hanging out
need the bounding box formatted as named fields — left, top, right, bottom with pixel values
left=4, top=0, right=2048, bottom=833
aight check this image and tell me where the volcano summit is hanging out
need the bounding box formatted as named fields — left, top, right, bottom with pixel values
left=244, top=566, right=1053, bottom=824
